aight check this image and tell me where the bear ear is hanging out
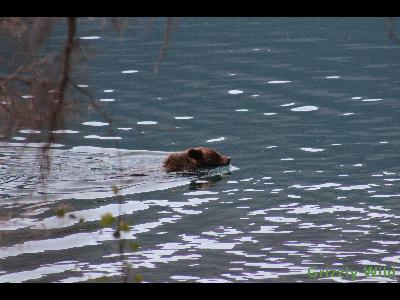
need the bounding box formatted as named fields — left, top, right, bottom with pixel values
left=187, top=148, right=203, bottom=160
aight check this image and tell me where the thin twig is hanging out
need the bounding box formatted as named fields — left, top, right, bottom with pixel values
left=387, top=17, right=400, bottom=45
left=153, top=17, right=173, bottom=75
left=41, top=17, right=76, bottom=180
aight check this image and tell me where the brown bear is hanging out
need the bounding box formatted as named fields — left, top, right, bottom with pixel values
left=163, top=147, right=231, bottom=172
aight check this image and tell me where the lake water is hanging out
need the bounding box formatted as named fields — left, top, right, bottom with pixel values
left=1, top=17, right=400, bottom=282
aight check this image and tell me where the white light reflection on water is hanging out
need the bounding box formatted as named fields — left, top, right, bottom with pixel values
left=2, top=17, right=400, bottom=283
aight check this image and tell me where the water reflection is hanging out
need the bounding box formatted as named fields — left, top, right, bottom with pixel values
left=188, top=173, right=231, bottom=191
left=2, top=17, right=400, bottom=282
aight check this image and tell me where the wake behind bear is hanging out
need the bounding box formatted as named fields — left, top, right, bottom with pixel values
left=163, top=147, right=231, bottom=172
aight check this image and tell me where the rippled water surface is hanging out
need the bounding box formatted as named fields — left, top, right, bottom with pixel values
left=2, top=17, right=400, bottom=282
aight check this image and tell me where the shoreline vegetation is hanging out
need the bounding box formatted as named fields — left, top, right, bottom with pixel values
left=0, top=17, right=174, bottom=283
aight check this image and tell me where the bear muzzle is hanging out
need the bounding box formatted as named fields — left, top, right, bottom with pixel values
left=222, top=156, right=231, bottom=165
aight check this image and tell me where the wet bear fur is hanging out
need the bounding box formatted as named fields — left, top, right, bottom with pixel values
left=163, top=147, right=231, bottom=172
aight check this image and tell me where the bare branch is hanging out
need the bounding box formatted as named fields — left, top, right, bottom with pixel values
left=153, top=17, right=173, bottom=75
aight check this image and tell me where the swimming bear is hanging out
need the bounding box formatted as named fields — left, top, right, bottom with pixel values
left=163, top=147, right=231, bottom=172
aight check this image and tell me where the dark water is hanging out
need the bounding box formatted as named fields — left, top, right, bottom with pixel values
left=1, top=17, right=400, bottom=282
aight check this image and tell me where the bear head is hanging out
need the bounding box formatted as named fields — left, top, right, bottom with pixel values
left=163, top=147, right=231, bottom=172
